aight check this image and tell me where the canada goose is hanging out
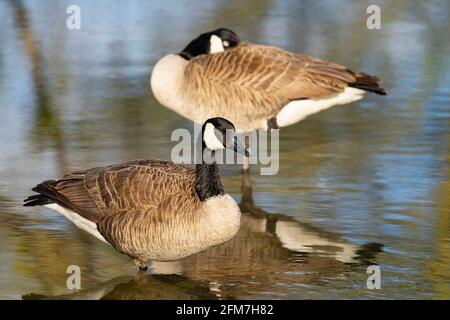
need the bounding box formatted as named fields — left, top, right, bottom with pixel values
left=24, top=117, right=249, bottom=270
left=151, top=28, right=386, bottom=133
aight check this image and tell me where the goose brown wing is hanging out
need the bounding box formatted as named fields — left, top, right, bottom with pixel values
left=96, top=188, right=202, bottom=258
left=185, top=43, right=383, bottom=119
left=25, top=160, right=198, bottom=223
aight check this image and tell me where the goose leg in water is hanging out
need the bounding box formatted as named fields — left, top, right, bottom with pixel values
left=241, top=166, right=252, bottom=194
left=242, top=135, right=250, bottom=172
left=134, top=258, right=148, bottom=271
left=240, top=169, right=254, bottom=213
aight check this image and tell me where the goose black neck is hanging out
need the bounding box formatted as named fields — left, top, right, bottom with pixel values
left=195, top=150, right=224, bottom=202
left=178, top=52, right=192, bottom=61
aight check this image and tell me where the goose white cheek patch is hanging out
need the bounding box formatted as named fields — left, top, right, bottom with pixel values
left=204, top=123, right=225, bottom=150
left=209, top=35, right=225, bottom=53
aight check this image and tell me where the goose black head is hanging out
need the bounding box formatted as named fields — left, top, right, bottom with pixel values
left=179, top=28, right=241, bottom=60
left=202, top=117, right=249, bottom=157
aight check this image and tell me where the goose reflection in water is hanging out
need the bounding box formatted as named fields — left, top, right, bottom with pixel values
left=23, top=173, right=383, bottom=300
left=23, top=273, right=216, bottom=300
left=150, top=175, right=383, bottom=298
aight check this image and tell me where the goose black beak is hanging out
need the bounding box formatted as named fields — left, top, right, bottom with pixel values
left=233, top=136, right=250, bottom=157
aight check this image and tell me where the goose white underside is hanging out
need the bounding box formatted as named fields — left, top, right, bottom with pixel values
left=45, top=204, right=108, bottom=243
left=275, top=220, right=359, bottom=263
left=276, top=87, right=365, bottom=128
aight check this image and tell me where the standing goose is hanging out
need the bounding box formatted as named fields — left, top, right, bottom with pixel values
left=24, top=118, right=248, bottom=270
left=151, top=28, right=386, bottom=133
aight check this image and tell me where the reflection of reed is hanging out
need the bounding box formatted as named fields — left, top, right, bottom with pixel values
left=425, top=140, right=450, bottom=299
left=8, top=0, right=45, bottom=99
left=7, top=0, right=68, bottom=175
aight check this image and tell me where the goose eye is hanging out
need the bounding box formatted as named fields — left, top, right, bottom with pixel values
left=223, top=40, right=230, bottom=47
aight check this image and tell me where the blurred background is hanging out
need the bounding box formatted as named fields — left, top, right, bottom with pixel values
left=0, top=0, right=449, bottom=299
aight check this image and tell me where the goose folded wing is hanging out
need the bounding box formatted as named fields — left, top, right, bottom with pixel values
left=185, top=43, right=359, bottom=118
left=95, top=189, right=202, bottom=256
left=30, top=160, right=197, bottom=223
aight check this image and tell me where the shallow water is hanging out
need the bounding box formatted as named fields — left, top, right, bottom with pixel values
left=0, top=0, right=449, bottom=299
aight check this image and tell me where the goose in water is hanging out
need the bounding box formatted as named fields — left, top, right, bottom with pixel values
left=24, top=117, right=248, bottom=270
left=151, top=28, right=386, bottom=133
